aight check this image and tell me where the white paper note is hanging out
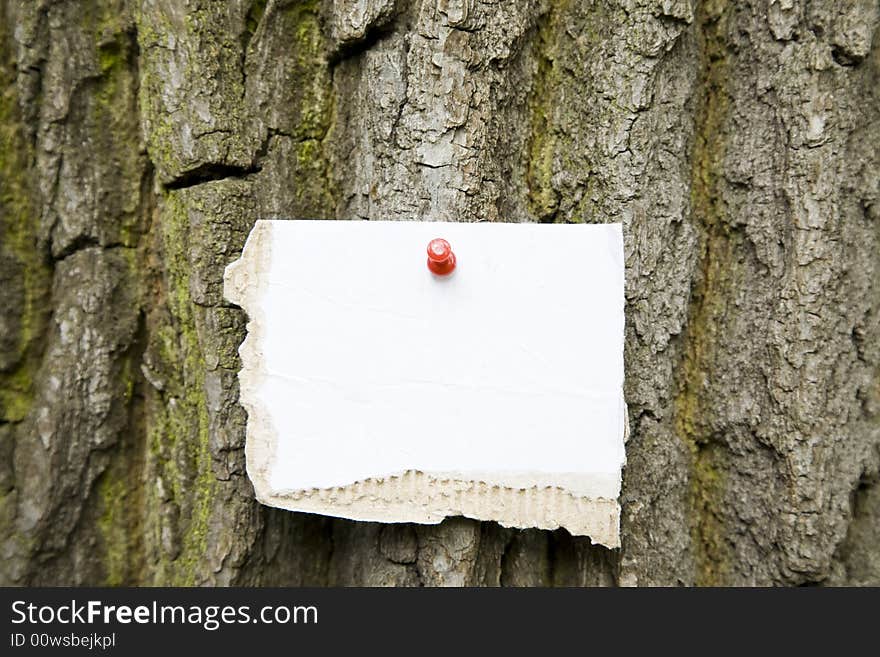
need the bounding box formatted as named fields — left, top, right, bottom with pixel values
left=224, top=220, right=627, bottom=546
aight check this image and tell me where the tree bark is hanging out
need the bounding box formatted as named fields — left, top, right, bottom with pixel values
left=1, top=0, right=878, bottom=586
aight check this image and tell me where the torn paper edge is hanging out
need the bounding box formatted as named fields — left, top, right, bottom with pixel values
left=224, top=220, right=626, bottom=548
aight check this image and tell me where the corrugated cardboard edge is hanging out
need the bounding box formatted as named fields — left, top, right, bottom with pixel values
left=265, top=471, right=620, bottom=547
left=224, top=220, right=622, bottom=549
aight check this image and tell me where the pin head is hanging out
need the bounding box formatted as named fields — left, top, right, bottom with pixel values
left=427, top=238, right=456, bottom=276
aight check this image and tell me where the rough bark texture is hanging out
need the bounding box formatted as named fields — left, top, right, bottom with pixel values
left=1, top=0, right=878, bottom=586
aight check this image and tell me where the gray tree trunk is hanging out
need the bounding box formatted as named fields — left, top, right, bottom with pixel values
left=1, top=0, right=878, bottom=586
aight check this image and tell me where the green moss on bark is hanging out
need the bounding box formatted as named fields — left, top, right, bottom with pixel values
left=525, top=0, right=620, bottom=225
left=96, top=470, right=135, bottom=586
left=143, top=191, right=216, bottom=585
left=675, top=0, right=734, bottom=586
left=283, top=0, right=336, bottom=217
left=0, top=5, right=51, bottom=426
left=135, top=2, right=256, bottom=183
left=525, top=0, right=569, bottom=222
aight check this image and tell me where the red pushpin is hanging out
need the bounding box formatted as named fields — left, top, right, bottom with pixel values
left=427, top=238, right=456, bottom=276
